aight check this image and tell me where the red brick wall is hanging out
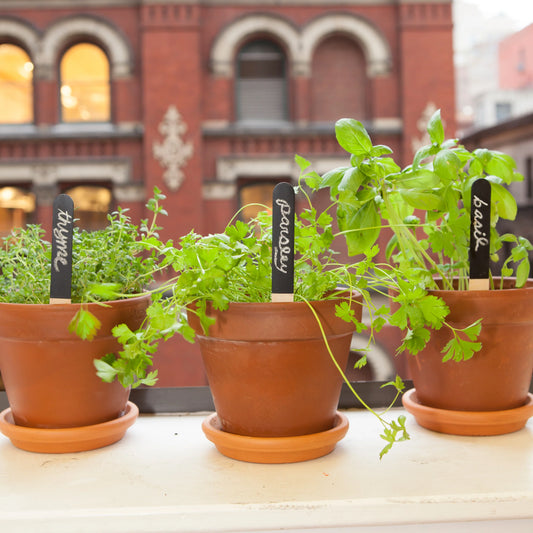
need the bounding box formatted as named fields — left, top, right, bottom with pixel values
left=398, top=2, right=456, bottom=161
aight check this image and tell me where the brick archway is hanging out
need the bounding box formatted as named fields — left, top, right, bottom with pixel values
left=37, top=14, right=132, bottom=80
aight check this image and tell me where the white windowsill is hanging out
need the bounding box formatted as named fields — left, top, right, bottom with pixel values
left=1, top=408, right=533, bottom=533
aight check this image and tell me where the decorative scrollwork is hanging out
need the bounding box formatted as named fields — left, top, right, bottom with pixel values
left=152, top=105, right=194, bottom=191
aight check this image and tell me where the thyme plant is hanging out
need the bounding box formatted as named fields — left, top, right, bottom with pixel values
left=0, top=190, right=166, bottom=388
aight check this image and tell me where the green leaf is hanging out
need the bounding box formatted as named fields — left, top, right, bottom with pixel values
left=370, top=144, right=393, bottom=157
left=338, top=200, right=381, bottom=256
left=427, top=109, right=444, bottom=145
left=320, top=166, right=351, bottom=192
left=399, top=327, right=431, bottom=355
left=516, top=257, right=531, bottom=287
left=335, top=118, right=373, bottom=156
left=381, top=375, right=405, bottom=393
left=87, top=283, right=122, bottom=301
left=112, top=323, right=135, bottom=344
left=68, top=309, right=102, bottom=341
left=413, top=144, right=438, bottom=169
left=433, top=149, right=461, bottom=183
left=488, top=181, right=517, bottom=220
left=94, top=358, right=118, bottom=383
left=395, top=169, right=440, bottom=189
left=417, top=295, right=449, bottom=329
left=485, top=152, right=516, bottom=184
left=295, top=153, right=311, bottom=171
left=339, top=167, right=366, bottom=193
left=441, top=320, right=482, bottom=362
left=441, top=337, right=481, bottom=362
left=398, top=189, right=442, bottom=210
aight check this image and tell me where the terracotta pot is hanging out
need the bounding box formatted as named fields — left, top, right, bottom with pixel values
left=0, top=295, right=150, bottom=428
left=403, top=279, right=533, bottom=412
left=188, top=293, right=361, bottom=438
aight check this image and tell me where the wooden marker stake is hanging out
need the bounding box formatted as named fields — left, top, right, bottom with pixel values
left=271, top=182, right=295, bottom=302
left=468, top=178, right=491, bottom=291
left=50, top=194, right=74, bottom=304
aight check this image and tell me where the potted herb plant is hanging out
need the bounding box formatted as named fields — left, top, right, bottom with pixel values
left=305, top=110, right=533, bottom=435
left=0, top=190, right=165, bottom=453
left=102, top=184, right=408, bottom=462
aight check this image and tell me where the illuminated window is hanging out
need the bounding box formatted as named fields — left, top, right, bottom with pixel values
left=0, top=44, right=34, bottom=124
left=66, top=185, right=111, bottom=230
left=238, top=180, right=285, bottom=222
left=0, top=187, right=35, bottom=236
left=236, top=40, right=288, bottom=122
left=60, top=43, right=111, bottom=123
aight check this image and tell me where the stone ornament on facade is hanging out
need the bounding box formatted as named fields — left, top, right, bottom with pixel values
left=153, top=105, right=194, bottom=191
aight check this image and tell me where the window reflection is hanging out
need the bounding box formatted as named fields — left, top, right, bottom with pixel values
left=60, top=43, right=110, bottom=123
left=0, top=187, right=35, bottom=236
left=238, top=180, right=281, bottom=222
left=0, top=44, right=33, bottom=124
left=66, top=185, right=111, bottom=230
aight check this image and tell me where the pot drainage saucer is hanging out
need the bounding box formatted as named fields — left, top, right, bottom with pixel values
left=403, top=389, right=533, bottom=436
left=0, top=401, right=138, bottom=453
left=201, top=411, right=349, bottom=463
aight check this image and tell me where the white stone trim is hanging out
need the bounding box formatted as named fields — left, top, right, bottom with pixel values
left=203, top=182, right=237, bottom=201
left=0, top=160, right=131, bottom=186
left=209, top=12, right=391, bottom=79
left=216, top=156, right=298, bottom=182
left=113, top=183, right=146, bottom=203
left=215, top=155, right=350, bottom=184
left=301, top=14, right=392, bottom=77
left=37, top=15, right=132, bottom=80
left=372, top=117, right=403, bottom=131
left=210, top=14, right=300, bottom=77
left=0, top=18, right=40, bottom=59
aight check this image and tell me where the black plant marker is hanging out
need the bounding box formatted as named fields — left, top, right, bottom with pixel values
left=271, top=182, right=295, bottom=302
left=469, top=178, right=491, bottom=290
left=50, top=194, right=74, bottom=304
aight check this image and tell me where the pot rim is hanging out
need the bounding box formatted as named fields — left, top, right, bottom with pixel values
left=0, top=292, right=150, bottom=311
left=426, top=277, right=533, bottom=296
left=200, top=289, right=362, bottom=309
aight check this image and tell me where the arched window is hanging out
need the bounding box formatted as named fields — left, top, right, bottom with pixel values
left=0, top=187, right=35, bottom=236
left=236, top=40, right=288, bottom=123
left=0, top=44, right=33, bottom=124
left=65, top=185, right=111, bottom=230
left=310, top=36, right=367, bottom=122
left=60, top=43, right=111, bottom=123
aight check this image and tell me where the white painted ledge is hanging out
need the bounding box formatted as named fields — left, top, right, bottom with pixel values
left=1, top=408, right=533, bottom=533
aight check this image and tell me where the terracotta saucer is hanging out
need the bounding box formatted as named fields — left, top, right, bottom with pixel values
left=201, top=411, right=349, bottom=463
left=402, top=389, right=533, bottom=436
left=0, top=401, right=138, bottom=453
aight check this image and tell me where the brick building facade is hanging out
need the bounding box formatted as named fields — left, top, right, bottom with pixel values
left=0, top=0, right=456, bottom=385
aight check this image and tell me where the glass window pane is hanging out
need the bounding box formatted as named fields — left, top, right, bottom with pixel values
left=239, top=181, right=278, bottom=222
left=60, top=43, right=110, bottom=123
left=65, top=185, right=112, bottom=230
left=0, top=44, right=33, bottom=124
left=0, top=187, right=35, bottom=236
